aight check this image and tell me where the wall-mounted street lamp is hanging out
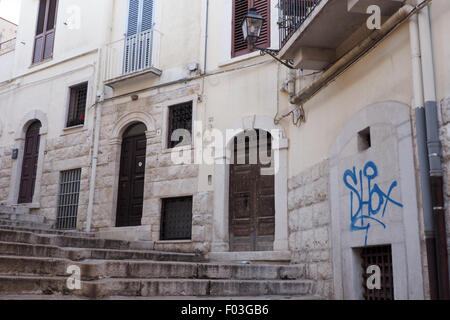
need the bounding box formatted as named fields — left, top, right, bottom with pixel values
left=241, top=8, right=294, bottom=69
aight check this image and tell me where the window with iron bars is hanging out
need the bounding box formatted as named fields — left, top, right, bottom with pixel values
left=66, top=83, right=88, bottom=128
left=56, top=169, right=81, bottom=230
left=160, top=196, right=193, bottom=241
left=360, top=245, right=394, bottom=300
left=167, top=101, right=193, bottom=149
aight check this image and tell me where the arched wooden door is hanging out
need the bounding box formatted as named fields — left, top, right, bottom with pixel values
left=116, top=123, right=147, bottom=227
left=18, top=121, right=42, bottom=204
left=229, top=129, right=275, bottom=251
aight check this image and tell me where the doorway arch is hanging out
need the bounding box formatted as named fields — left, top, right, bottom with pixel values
left=212, top=115, right=289, bottom=253
left=229, top=129, right=275, bottom=251
left=8, top=110, right=48, bottom=207
left=115, top=122, right=147, bottom=227
left=18, top=120, right=42, bottom=204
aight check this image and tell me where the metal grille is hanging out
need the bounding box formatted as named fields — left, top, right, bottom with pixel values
left=167, top=101, right=193, bottom=148
left=160, top=197, right=193, bottom=240
left=56, top=169, right=81, bottom=230
left=278, top=0, right=322, bottom=48
left=361, top=245, right=394, bottom=300
left=67, top=83, right=88, bottom=127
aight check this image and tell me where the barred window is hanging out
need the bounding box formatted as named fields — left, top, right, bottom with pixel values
left=360, top=245, right=394, bottom=300
left=167, top=101, right=193, bottom=149
left=67, top=83, right=88, bottom=127
left=160, top=196, right=193, bottom=240
left=56, top=169, right=81, bottom=230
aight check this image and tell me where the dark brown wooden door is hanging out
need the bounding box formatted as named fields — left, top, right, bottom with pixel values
left=116, top=123, right=147, bottom=227
left=18, top=121, right=42, bottom=204
left=229, top=130, right=275, bottom=251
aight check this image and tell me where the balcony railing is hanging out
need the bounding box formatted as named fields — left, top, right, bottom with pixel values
left=0, top=38, right=16, bottom=55
left=278, top=0, right=322, bottom=48
left=104, top=29, right=160, bottom=83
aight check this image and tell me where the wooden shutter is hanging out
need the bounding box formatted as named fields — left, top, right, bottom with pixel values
left=33, top=0, right=58, bottom=64
left=127, top=0, right=153, bottom=35
left=127, top=0, right=140, bottom=36
left=252, top=0, right=270, bottom=49
left=141, top=0, right=154, bottom=32
left=232, top=0, right=270, bottom=58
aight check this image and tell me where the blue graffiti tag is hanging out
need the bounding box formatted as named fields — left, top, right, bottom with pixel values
left=343, top=161, right=403, bottom=246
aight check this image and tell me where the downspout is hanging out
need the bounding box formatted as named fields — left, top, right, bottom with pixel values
left=86, top=0, right=114, bottom=232
left=202, top=0, right=209, bottom=75
left=409, top=11, right=438, bottom=300
left=417, top=4, right=449, bottom=299
left=86, top=49, right=103, bottom=233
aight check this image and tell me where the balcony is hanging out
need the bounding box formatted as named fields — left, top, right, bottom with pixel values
left=0, top=38, right=16, bottom=55
left=104, top=29, right=161, bottom=89
left=277, top=0, right=404, bottom=70
left=0, top=38, right=16, bottom=83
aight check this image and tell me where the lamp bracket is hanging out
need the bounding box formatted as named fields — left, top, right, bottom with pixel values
left=253, top=45, right=295, bottom=69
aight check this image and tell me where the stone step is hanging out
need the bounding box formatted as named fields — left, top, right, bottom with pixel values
left=0, top=256, right=306, bottom=281
left=0, top=241, right=205, bottom=262
left=0, top=224, right=95, bottom=238
left=0, top=205, right=30, bottom=215
left=0, top=274, right=314, bottom=298
left=0, top=228, right=155, bottom=251
left=0, top=218, right=53, bottom=230
left=0, top=212, right=45, bottom=224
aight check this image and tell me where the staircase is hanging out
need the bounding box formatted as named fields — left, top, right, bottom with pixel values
left=0, top=206, right=317, bottom=299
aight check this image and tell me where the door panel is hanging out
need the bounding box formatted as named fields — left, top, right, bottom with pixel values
left=18, top=122, right=41, bottom=204
left=116, top=127, right=146, bottom=227
left=229, top=130, right=275, bottom=251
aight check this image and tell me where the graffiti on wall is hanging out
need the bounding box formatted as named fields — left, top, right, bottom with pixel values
left=343, top=161, right=403, bottom=246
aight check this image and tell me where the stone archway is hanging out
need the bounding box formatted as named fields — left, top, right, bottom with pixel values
left=8, top=110, right=49, bottom=207
left=212, top=115, right=289, bottom=254
left=108, top=111, right=156, bottom=228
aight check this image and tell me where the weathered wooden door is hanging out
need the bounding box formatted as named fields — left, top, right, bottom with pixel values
left=116, top=123, right=147, bottom=227
left=229, top=130, right=275, bottom=251
left=18, top=121, right=42, bottom=204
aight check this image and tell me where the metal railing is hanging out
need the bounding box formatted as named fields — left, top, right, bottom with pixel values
left=0, top=38, right=16, bottom=55
left=104, top=29, right=160, bottom=82
left=278, top=0, right=322, bottom=48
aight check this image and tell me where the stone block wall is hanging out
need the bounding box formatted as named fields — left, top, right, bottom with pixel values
left=91, top=84, right=211, bottom=252
left=40, top=130, right=92, bottom=226
left=440, top=97, right=450, bottom=258
left=288, top=160, right=333, bottom=298
left=0, top=146, right=13, bottom=203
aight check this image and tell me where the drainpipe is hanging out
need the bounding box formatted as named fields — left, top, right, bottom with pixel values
left=417, top=4, right=449, bottom=299
left=202, top=0, right=209, bottom=75
left=409, top=11, right=438, bottom=300
left=85, top=0, right=113, bottom=232
left=86, top=49, right=103, bottom=233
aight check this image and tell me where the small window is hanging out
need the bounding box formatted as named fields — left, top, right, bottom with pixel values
left=167, top=101, right=193, bottom=148
left=358, top=127, right=371, bottom=151
left=160, top=196, right=193, bottom=240
left=360, top=245, right=394, bottom=300
left=33, top=0, right=58, bottom=64
left=56, top=168, right=81, bottom=230
left=67, top=83, right=88, bottom=127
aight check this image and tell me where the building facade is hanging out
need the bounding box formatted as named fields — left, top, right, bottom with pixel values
left=0, top=0, right=449, bottom=300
